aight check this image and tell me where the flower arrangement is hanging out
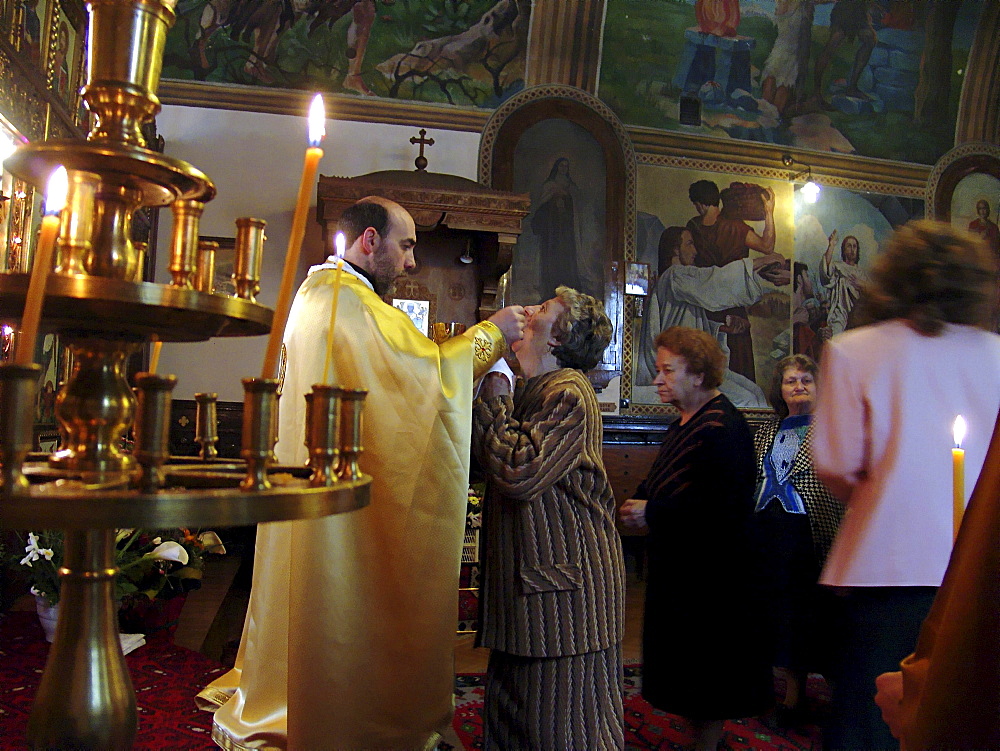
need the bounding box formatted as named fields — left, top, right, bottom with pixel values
left=15, top=528, right=225, bottom=607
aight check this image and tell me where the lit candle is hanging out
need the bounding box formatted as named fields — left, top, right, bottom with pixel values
left=16, top=166, right=67, bottom=366
left=322, top=231, right=346, bottom=385
left=261, top=93, right=326, bottom=379
left=953, top=415, right=966, bottom=542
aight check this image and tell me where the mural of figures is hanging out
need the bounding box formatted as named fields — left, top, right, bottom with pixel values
left=793, top=184, right=923, bottom=353
left=636, top=224, right=787, bottom=407
left=532, top=157, right=581, bottom=300
left=509, top=119, right=607, bottom=304
left=967, top=199, right=1000, bottom=259
left=950, top=173, right=1000, bottom=263
left=599, top=0, right=984, bottom=165
left=820, top=229, right=869, bottom=336
left=163, top=0, right=529, bottom=107
left=633, top=165, right=793, bottom=408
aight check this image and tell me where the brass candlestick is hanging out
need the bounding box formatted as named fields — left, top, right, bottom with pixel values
left=308, top=384, right=342, bottom=487
left=53, top=169, right=98, bottom=277
left=194, top=391, right=219, bottom=460
left=338, top=388, right=367, bottom=482
left=194, top=239, right=217, bottom=293
left=233, top=217, right=266, bottom=302
left=240, top=377, right=278, bottom=491
left=168, top=199, right=203, bottom=288
left=50, top=338, right=139, bottom=475
left=0, top=363, right=39, bottom=496
left=133, top=372, right=177, bottom=492
left=27, top=529, right=137, bottom=750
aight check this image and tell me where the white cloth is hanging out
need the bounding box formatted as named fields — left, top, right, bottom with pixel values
left=636, top=258, right=765, bottom=386
left=813, top=319, right=1000, bottom=587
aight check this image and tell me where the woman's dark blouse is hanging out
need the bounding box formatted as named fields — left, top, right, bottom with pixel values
left=635, top=394, right=772, bottom=721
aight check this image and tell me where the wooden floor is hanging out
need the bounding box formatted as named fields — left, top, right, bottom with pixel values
left=175, top=546, right=648, bottom=673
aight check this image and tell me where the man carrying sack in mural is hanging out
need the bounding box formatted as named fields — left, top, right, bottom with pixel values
left=197, top=196, right=526, bottom=749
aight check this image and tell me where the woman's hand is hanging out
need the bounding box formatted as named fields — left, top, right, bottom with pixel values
left=619, top=498, right=649, bottom=533
left=874, top=671, right=905, bottom=739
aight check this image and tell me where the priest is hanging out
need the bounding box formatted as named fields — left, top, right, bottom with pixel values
left=198, top=196, right=525, bottom=749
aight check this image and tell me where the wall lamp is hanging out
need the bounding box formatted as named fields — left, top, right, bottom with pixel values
left=782, top=154, right=820, bottom=203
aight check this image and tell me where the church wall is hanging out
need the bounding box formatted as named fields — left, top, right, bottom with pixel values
left=153, top=105, right=481, bottom=400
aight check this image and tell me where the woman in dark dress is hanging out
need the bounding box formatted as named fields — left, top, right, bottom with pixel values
left=620, top=326, right=772, bottom=751
left=752, top=354, right=842, bottom=727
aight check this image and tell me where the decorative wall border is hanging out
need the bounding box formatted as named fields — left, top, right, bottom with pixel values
left=477, top=84, right=636, bottom=390
left=158, top=80, right=929, bottom=200
left=926, top=141, right=1000, bottom=221
left=637, top=150, right=927, bottom=199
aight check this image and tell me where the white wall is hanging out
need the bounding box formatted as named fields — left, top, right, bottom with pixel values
left=153, top=106, right=481, bottom=400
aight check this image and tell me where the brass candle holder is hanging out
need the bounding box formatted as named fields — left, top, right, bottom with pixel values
left=240, top=377, right=278, bottom=491
left=233, top=217, right=266, bottom=302
left=308, top=384, right=342, bottom=487
left=168, top=199, right=204, bottom=288
left=194, top=239, right=217, bottom=293
left=0, top=362, right=40, bottom=496
left=0, top=0, right=371, bottom=743
left=53, top=169, right=98, bottom=277
left=338, top=388, right=367, bottom=482
left=50, top=338, right=139, bottom=475
left=27, top=529, right=137, bottom=750
left=132, top=372, right=177, bottom=492
left=194, top=391, right=219, bottom=460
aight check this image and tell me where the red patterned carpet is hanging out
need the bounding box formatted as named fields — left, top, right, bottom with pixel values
left=446, top=666, right=828, bottom=751
left=2, top=612, right=827, bottom=750
left=0, top=611, right=223, bottom=750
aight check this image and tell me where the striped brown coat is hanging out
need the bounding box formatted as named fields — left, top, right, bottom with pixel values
left=472, top=368, right=625, bottom=658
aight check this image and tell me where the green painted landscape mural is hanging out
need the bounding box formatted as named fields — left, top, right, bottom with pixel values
left=162, top=0, right=529, bottom=107
left=598, top=0, right=984, bottom=165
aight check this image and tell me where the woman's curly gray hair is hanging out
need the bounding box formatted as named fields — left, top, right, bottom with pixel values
left=550, top=286, right=614, bottom=371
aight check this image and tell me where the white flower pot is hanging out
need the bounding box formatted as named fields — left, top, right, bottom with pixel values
left=34, top=593, right=59, bottom=643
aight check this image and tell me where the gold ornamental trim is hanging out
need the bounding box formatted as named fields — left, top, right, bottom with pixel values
left=470, top=320, right=506, bottom=380
left=159, top=80, right=492, bottom=133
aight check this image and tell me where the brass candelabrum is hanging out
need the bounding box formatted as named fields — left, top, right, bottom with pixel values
left=0, top=0, right=370, bottom=747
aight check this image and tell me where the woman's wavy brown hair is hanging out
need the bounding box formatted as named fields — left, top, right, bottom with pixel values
left=550, top=286, right=614, bottom=371
left=654, top=326, right=725, bottom=390
left=862, top=220, right=997, bottom=335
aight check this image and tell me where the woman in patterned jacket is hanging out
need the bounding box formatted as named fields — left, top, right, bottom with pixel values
left=752, top=354, right=843, bottom=728
left=472, top=286, right=625, bottom=750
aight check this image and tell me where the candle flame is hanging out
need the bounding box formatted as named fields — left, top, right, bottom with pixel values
left=335, top=231, right=346, bottom=259
left=954, top=415, right=967, bottom=448
left=44, top=166, right=68, bottom=215
left=308, top=94, right=326, bottom=147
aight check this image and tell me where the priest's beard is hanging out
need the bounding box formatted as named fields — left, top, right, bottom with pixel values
left=371, top=250, right=401, bottom=296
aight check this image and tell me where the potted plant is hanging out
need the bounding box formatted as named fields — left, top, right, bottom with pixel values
left=13, top=528, right=225, bottom=641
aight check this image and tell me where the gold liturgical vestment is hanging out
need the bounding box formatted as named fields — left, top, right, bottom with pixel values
left=198, top=262, right=505, bottom=750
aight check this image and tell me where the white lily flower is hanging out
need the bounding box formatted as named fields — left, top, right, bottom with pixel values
left=152, top=537, right=162, bottom=545
left=197, top=531, right=226, bottom=555
left=40, top=548, right=54, bottom=561
left=26, top=531, right=40, bottom=548
left=143, top=541, right=189, bottom=565
left=20, top=550, right=38, bottom=566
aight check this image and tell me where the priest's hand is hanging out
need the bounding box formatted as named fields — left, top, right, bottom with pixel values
left=480, top=371, right=512, bottom=400
left=619, top=498, right=649, bottom=533
left=489, top=305, right=526, bottom=346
